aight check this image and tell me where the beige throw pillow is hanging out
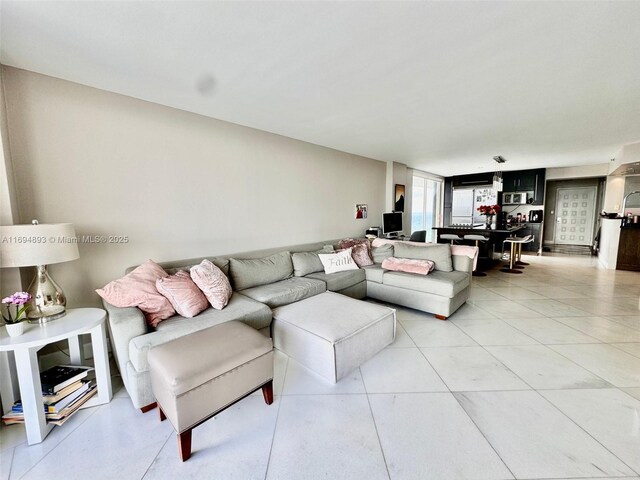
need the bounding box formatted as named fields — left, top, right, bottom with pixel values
left=190, top=259, right=233, bottom=310
left=318, top=248, right=360, bottom=274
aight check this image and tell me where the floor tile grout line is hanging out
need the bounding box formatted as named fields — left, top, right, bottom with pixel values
left=263, top=356, right=288, bottom=480
left=550, top=315, right=640, bottom=342
left=16, top=401, right=103, bottom=480
left=6, top=446, right=16, bottom=480
left=449, top=392, right=518, bottom=480
left=496, top=315, right=604, bottom=346
left=532, top=388, right=640, bottom=477
left=361, top=367, right=391, bottom=480
left=609, top=343, right=640, bottom=359
left=139, top=428, right=173, bottom=480
left=416, top=346, right=453, bottom=393
left=545, top=343, right=636, bottom=386
left=486, top=342, right=616, bottom=390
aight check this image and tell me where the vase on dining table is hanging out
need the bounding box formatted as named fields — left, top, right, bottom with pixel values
left=485, top=215, right=493, bottom=229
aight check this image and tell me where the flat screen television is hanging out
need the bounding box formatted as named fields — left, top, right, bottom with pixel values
left=382, top=212, right=403, bottom=236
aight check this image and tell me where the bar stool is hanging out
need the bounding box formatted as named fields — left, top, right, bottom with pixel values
left=464, top=234, right=489, bottom=277
left=501, top=236, right=527, bottom=274
left=515, top=235, right=534, bottom=267
left=440, top=234, right=461, bottom=245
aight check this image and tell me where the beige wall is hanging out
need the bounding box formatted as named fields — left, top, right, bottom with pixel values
left=546, top=163, right=609, bottom=180
left=2, top=66, right=386, bottom=307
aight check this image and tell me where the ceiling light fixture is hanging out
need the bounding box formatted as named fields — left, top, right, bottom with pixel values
left=492, top=156, right=506, bottom=191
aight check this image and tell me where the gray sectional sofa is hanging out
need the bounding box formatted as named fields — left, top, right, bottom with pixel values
left=103, top=239, right=472, bottom=409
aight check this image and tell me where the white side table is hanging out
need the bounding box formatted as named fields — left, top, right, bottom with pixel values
left=0, top=308, right=112, bottom=445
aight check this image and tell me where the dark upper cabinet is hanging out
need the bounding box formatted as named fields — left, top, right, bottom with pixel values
left=502, top=171, right=519, bottom=192
left=501, top=168, right=545, bottom=205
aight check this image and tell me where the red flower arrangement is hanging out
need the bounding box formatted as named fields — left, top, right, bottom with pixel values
left=477, top=204, right=501, bottom=216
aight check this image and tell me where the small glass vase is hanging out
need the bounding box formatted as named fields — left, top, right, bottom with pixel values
left=485, top=215, right=493, bottom=229
left=5, top=322, right=25, bottom=337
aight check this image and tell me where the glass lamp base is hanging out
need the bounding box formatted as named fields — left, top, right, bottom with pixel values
left=25, top=265, right=68, bottom=324
left=27, top=306, right=66, bottom=324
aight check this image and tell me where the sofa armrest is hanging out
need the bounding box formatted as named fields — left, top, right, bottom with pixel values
left=452, top=254, right=473, bottom=274
left=102, top=300, right=147, bottom=383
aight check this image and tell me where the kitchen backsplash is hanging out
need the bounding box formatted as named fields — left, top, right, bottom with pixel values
left=501, top=204, right=543, bottom=220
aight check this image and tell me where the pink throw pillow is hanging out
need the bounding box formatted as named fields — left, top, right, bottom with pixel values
left=339, top=238, right=373, bottom=267
left=381, top=257, right=435, bottom=275
left=338, top=238, right=368, bottom=250
left=190, top=259, right=232, bottom=310
left=350, top=243, right=374, bottom=267
left=156, top=271, right=209, bottom=318
left=96, top=260, right=175, bottom=328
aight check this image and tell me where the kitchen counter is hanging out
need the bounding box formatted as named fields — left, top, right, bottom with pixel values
left=434, top=225, right=526, bottom=261
left=434, top=225, right=526, bottom=234
left=598, top=218, right=622, bottom=269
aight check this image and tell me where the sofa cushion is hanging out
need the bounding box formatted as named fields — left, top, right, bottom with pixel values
left=393, top=242, right=453, bottom=272
left=372, top=244, right=394, bottom=264
left=292, top=246, right=334, bottom=277
left=128, top=292, right=272, bottom=373
left=239, top=277, right=326, bottom=308
left=361, top=265, right=385, bottom=284
left=382, top=270, right=469, bottom=297
left=229, top=251, right=293, bottom=290
left=163, top=257, right=230, bottom=277
left=305, top=268, right=366, bottom=292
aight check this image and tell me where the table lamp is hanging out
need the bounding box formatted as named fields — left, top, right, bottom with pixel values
left=0, top=220, right=80, bottom=323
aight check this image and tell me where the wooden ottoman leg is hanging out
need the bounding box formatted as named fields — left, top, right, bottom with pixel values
left=262, top=380, right=274, bottom=405
left=178, top=429, right=192, bottom=462
left=140, top=402, right=157, bottom=414
left=435, top=314, right=448, bottom=321
left=159, top=407, right=166, bottom=422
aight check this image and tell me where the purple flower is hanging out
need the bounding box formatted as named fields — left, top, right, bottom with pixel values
left=2, top=291, right=31, bottom=324
left=11, top=292, right=31, bottom=305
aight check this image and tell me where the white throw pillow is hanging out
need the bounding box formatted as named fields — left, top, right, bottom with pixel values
left=318, top=248, right=360, bottom=274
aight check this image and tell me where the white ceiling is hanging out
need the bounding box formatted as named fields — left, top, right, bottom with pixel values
left=1, top=1, right=639, bottom=176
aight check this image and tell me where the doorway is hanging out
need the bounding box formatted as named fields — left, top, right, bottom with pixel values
left=553, top=187, right=597, bottom=246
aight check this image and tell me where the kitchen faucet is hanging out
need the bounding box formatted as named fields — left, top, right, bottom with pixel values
left=622, top=191, right=640, bottom=215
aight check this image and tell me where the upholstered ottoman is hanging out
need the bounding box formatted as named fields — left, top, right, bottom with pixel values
left=272, top=291, right=396, bottom=383
left=148, top=321, right=274, bottom=461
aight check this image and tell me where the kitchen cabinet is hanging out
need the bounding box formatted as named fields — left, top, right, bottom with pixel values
left=519, top=223, right=542, bottom=252
left=517, top=223, right=542, bottom=252
left=501, top=168, right=545, bottom=205
left=616, top=227, right=640, bottom=271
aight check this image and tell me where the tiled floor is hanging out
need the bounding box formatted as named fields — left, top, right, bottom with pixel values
left=1, top=254, right=639, bottom=480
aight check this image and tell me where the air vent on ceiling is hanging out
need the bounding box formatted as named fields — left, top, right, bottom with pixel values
left=493, top=155, right=506, bottom=164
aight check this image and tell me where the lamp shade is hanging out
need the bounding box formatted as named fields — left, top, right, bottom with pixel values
left=0, top=223, right=80, bottom=267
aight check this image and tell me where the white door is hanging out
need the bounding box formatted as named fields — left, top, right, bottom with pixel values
left=554, top=187, right=597, bottom=245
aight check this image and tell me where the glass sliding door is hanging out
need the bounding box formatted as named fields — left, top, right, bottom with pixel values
left=411, top=174, right=442, bottom=242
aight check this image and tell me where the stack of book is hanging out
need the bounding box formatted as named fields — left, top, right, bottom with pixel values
left=2, top=365, right=97, bottom=426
